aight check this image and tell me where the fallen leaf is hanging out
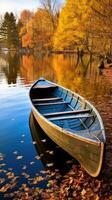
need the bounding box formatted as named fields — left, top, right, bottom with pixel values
left=16, top=156, right=23, bottom=160
left=81, top=189, right=86, bottom=196
left=46, top=163, right=54, bottom=167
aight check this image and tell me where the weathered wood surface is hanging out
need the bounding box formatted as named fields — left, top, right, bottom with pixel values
left=43, top=109, right=90, bottom=117
left=48, top=114, right=93, bottom=121
left=32, top=97, right=63, bottom=102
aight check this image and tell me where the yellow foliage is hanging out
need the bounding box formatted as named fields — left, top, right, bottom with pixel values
left=19, top=26, right=27, bottom=38
left=18, top=0, right=112, bottom=52
left=53, top=0, right=91, bottom=50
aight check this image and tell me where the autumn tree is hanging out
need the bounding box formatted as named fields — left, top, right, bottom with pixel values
left=86, top=0, right=112, bottom=53
left=40, top=0, right=60, bottom=29
left=54, top=0, right=112, bottom=53
left=21, top=8, right=56, bottom=49
left=0, top=16, right=3, bottom=45
left=18, top=1, right=60, bottom=50
left=0, top=12, right=19, bottom=48
left=53, top=0, right=91, bottom=50
left=20, top=9, right=33, bottom=25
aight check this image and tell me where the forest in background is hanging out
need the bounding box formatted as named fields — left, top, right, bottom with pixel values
left=0, top=0, right=112, bottom=54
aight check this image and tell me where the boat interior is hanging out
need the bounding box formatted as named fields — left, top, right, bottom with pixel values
left=30, top=79, right=103, bottom=142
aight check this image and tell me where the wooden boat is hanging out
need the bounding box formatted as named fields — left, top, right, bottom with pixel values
left=29, top=77, right=106, bottom=177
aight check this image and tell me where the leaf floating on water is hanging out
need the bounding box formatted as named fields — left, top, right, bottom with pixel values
left=0, top=184, right=11, bottom=192
left=40, top=170, right=46, bottom=174
left=0, top=178, right=5, bottom=184
left=35, top=155, right=40, bottom=160
left=6, top=172, right=15, bottom=179
left=49, top=151, right=54, bottom=155
left=22, top=165, right=27, bottom=170
left=10, top=176, right=19, bottom=183
left=46, top=163, right=54, bottom=167
left=4, top=193, right=14, bottom=198
left=20, top=140, right=24, bottom=143
left=30, top=161, right=35, bottom=165
left=16, top=156, right=23, bottom=160
left=41, top=139, right=47, bottom=143
left=0, top=181, right=17, bottom=193
left=0, top=169, right=7, bottom=173
left=66, top=160, right=73, bottom=164
left=21, top=183, right=29, bottom=192
left=40, top=154, right=44, bottom=157
left=13, top=151, right=18, bottom=155
left=0, top=153, right=5, bottom=160
left=0, top=163, right=6, bottom=167
left=46, top=150, right=50, bottom=153
left=32, top=141, right=37, bottom=144
left=22, top=172, right=30, bottom=178
left=22, top=134, right=25, bottom=137
left=8, top=168, right=13, bottom=171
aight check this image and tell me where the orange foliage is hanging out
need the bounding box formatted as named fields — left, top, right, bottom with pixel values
left=22, top=32, right=33, bottom=48
left=20, top=55, right=34, bottom=84
left=20, top=9, right=33, bottom=25
left=20, top=8, right=55, bottom=49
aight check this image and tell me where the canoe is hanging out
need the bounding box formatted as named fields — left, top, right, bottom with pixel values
left=29, top=77, right=106, bottom=177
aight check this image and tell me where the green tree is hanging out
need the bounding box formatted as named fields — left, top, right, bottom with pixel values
left=0, top=12, right=19, bottom=48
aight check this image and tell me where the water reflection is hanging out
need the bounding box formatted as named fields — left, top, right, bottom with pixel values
left=2, top=52, right=20, bottom=84
left=0, top=52, right=108, bottom=89
left=29, top=112, right=75, bottom=174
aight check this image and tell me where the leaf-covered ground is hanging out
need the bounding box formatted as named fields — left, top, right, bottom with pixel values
left=0, top=153, right=112, bottom=200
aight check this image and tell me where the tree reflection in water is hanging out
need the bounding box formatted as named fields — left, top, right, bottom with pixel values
left=2, top=51, right=20, bottom=84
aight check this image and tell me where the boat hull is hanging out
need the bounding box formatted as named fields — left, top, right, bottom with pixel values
left=32, top=106, right=104, bottom=177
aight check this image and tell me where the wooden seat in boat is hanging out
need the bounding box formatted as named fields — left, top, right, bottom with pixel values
left=48, top=114, right=94, bottom=121
left=32, top=97, right=63, bottom=102
left=34, top=101, right=70, bottom=106
left=44, top=109, right=91, bottom=117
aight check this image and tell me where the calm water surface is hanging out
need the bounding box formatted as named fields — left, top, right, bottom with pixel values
left=0, top=52, right=112, bottom=198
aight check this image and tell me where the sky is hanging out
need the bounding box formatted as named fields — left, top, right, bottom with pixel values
left=0, top=0, right=40, bottom=15
left=0, top=0, right=64, bottom=16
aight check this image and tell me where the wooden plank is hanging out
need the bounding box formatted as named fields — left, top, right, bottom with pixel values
left=34, top=101, right=70, bottom=106
left=44, top=109, right=90, bottom=117
left=32, top=97, right=63, bottom=102
left=48, top=114, right=94, bottom=121
left=33, top=85, right=57, bottom=89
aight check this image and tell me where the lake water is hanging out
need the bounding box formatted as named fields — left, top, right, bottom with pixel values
left=0, top=51, right=112, bottom=199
